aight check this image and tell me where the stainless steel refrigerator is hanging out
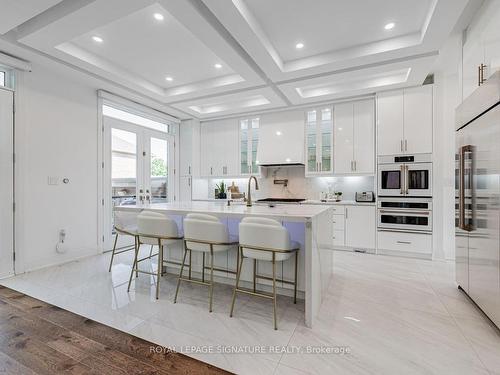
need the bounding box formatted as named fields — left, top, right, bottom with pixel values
left=456, top=70, right=500, bottom=328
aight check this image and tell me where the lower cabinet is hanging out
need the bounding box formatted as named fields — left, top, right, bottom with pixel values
left=377, top=231, right=432, bottom=257
left=345, top=206, right=376, bottom=250
left=331, top=205, right=375, bottom=251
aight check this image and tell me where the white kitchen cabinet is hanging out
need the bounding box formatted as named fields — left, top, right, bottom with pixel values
left=377, top=86, right=433, bottom=156
left=403, top=85, right=433, bottom=154
left=462, top=0, right=500, bottom=99
left=377, top=90, right=404, bottom=156
left=305, top=107, right=333, bottom=175
left=179, top=119, right=200, bottom=177
left=345, top=206, right=376, bottom=250
left=377, top=231, right=432, bottom=257
left=179, top=176, right=192, bottom=201
left=334, top=99, right=374, bottom=174
left=239, top=117, right=260, bottom=176
left=200, top=119, right=239, bottom=177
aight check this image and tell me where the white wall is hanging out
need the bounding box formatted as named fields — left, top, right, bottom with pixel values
left=15, top=64, right=100, bottom=272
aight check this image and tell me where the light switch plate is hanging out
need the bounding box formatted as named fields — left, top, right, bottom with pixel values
left=48, top=176, right=59, bottom=185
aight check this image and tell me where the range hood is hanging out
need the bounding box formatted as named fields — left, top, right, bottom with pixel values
left=256, top=111, right=305, bottom=167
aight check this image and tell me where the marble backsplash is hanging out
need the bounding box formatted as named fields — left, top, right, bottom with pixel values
left=192, top=166, right=375, bottom=201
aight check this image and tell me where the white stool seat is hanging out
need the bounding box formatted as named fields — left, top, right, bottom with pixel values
left=114, top=211, right=140, bottom=235
left=239, top=217, right=299, bottom=261
left=138, top=211, right=181, bottom=245
left=184, top=214, right=233, bottom=252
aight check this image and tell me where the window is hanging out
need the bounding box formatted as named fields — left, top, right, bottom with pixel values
left=0, top=71, right=5, bottom=87
left=103, top=105, right=170, bottom=133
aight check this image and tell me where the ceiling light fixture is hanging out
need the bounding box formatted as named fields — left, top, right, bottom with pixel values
left=384, top=22, right=395, bottom=30
left=276, top=131, right=282, bottom=136
left=295, top=42, right=304, bottom=49
left=92, top=36, right=103, bottom=43
left=165, top=76, right=173, bottom=82
left=214, top=63, right=222, bottom=69
left=154, top=13, right=164, bottom=21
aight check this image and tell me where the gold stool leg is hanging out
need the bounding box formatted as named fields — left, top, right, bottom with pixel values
left=173, top=244, right=189, bottom=303
left=127, top=237, right=139, bottom=292
left=149, top=245, right=154, bottom=258
left=189, top=249, right=192, bottom=280
left=230, top=247, right=244, bottom=317
left=202, top=253, right=205, bottom=283
left=209, top=246, right=214, bottom=312
left=272, top=252, right=278, bottom=330
left=253, top=259, right=257, bottom=293
left=108, top=233, right=119, bottom=272
left=135, top=237, right=139, bottom=278
left=294, top=251, right=298, bottom=304
left=156, top=239, right=162, bottom=300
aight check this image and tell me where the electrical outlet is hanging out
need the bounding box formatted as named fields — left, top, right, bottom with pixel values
left=48, top=176, right=59, bottom=185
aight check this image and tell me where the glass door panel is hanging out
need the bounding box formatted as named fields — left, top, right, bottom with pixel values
left=306, top=110, right=318, bottom=172
left=240, top=120, right=250, bottom=174
left=148, top=136, right=169, bottom=203
left=111, top=128, right=137, bottom=230
left=251, top=118, right=259, bottom=173
left=320, top=108, right=332, bottom=172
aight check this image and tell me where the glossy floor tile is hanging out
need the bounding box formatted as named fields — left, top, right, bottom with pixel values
left=2, top=249, right=500, bottom=374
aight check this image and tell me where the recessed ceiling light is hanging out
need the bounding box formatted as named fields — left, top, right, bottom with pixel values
left=384, top=22, right=395, bottom=30
left=165, top=76, right=173, bottom=82
left=92, top=36, right=103, bottom=43
left=295, top=42, right=304, bottom=49
left=154, top=13, right=164, bottom=21
left=276, top=131, right=282, bottom=136
left=214, top=63, right=222, bottom=69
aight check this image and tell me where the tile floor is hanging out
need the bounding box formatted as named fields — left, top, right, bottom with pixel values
left=1, top=248, right=500, bottom=374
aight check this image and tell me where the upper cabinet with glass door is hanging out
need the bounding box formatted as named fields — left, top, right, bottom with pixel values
left=240, top=118, right=260, bottom=176
left=305, top=107, right=333, bottom=176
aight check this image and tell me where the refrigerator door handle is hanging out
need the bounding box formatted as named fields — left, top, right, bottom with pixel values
left=459, top=145, right=473, bottom=232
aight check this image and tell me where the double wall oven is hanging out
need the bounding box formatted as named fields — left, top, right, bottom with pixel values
left=377, top=154, right=433, bottom=234
left=378, top=154, right=432, bottom=197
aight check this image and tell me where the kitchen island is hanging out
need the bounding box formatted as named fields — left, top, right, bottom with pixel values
left=114, top=201, right=333, bottom=327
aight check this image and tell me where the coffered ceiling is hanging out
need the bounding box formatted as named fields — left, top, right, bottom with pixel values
left=0, top=0, right=475, bottom=119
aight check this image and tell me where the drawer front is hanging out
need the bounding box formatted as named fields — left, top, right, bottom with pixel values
left=377, top=231, right=432, bottom=254
left=331, top=205, right=345, bottom=215
left=333, top=230, right=345, bottom=246
left=332, top=215, right=345, bottom=230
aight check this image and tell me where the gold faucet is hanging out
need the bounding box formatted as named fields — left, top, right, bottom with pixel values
left=246, top=175, right=259, bottom=207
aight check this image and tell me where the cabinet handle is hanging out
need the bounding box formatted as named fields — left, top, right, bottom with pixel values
left=478, top=65, right=481, bottom=86
left=480, top=63, right=487, bottom=85
left=345, top=208, right=348, bottom=219
left=188, top=177, right=191, bottom=187
left=397, top=241, right=411, bottom=245
left=400, top=140, right=403, bottom=152
left=188, top=165, right=191, bottom=175
left=353, top=161, right=356, bottom=171
left=210, top=167, right=213, bottom=175
left=405, top=140, right=407, bottom=152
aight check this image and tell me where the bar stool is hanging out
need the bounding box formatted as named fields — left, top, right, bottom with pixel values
left=230, top=217, right=299, bottom=330
left=108, top=210, right=139, bottom=272
left=127, top=211, right=183, bottom=299
left=174, top=213, right=238, bottom=312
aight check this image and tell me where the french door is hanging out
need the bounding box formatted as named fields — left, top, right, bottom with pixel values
left=103, top=116, right=174, bottom=249
left=0, top=88, right=14, bottom=277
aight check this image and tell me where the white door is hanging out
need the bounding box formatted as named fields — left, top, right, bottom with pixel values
left=0, top=88, right=14, bottom=277
left=377, top=90, right=404, bottom=156
left=353, top=99, right=375, bottom=174
left=103, top=117, right=174, bottom=249
left=345, top=206, right=376, bottom=250
left=334, top=102, right=354, bottom=174
left=403, top=86, right=433, bottom=154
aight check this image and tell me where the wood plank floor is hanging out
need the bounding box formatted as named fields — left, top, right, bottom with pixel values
left=0, top=285, right=232, bottom=375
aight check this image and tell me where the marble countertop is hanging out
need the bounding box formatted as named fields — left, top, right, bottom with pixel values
left=115, top=201, right=331, bottom=221
left=302, top=199, right=376, bottom=206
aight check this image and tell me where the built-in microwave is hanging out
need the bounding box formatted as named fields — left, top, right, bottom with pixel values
left=378, top=154, right=432, bottom=197
left=378, top=197, right=433, bottom=232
